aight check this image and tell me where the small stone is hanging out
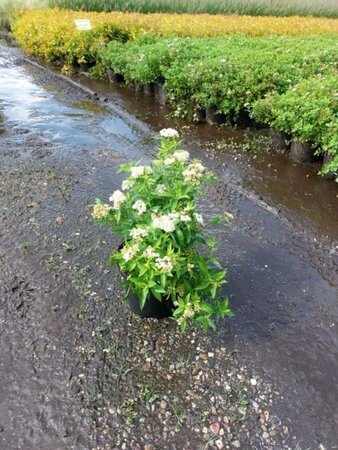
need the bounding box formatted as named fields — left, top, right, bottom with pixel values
left=215, top=438, right=224, bottom=449
left=210, top=421, right=220, bottom=435
left=232, top=440, right=241, bottom=448
left=262, top=432, right=269, bottom=440
left=56, top=216, right=65, bottom=224
left=142, top=362, right=151, bottom=372
left=250, top=378, right=257, bottom=386
left=252, top=401, right=259, bottom=410
left=160, top=400, right=168, bottom=410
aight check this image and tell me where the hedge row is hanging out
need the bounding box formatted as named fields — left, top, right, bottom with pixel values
left=12, top=9, right=338, bottom=73
left=99, top=35, right=338, bottom=174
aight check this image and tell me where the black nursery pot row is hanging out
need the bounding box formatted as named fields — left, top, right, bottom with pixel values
left=106, top=68, right=335, bottom=180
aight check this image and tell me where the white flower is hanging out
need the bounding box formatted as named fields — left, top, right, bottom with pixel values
left=130, top=227, right=148, bottom=240
left=180, top=213, right=191, bottom=223
left=130, top=165, right=152, bottom=178
left=187, top=263, right=194, bottom=270
left=156, top=184, right=166, bottom=194
left=121, top=243, right=139, bottom=262
left=164, top=157, right=176, bottom=165
left=132, top=200, right=147, bottom=215
left=109, top=190, right=126, bottom=210
left=168, top=212, right=180, bottom=220
left=183, top=161, right=206, bottom=186
left=143, top=246, right=159, bottom=259
left=159, top=128, right=179, bottom=138
left=152, top=214, right=176, bottom=233
left=155, top=256, right=174, bottom=272
left=173, top=150, right=190, bottom=161
left=182, top=302, right=194, bottom=318
left=92, top=203, right=112, bottom=219
left=194, top=213, right=204, bottom=225
left=122, top=179, right=135, bottom=191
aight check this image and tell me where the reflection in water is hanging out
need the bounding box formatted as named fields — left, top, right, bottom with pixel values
left=0, top=62, right=143, bottom=153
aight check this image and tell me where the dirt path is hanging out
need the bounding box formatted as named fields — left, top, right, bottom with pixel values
left=0, top=44, right=337, bottom=450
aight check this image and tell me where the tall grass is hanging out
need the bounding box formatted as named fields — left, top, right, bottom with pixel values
left=0, top=0, right=46, bottom=30
left=48, top=0, right=338, bottom=18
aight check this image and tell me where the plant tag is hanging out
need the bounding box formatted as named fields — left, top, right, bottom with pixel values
left=75, top=19, right=92, bottom=31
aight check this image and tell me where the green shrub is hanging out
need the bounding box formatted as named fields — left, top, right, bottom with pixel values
left=252, top=72, right=338, bottom=174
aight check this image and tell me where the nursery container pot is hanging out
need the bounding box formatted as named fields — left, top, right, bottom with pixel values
left=107, top=68, right=124, bottom=83
left=127, top=291, right=174, bottom=319
left=290, top=140, right=316, bottom=163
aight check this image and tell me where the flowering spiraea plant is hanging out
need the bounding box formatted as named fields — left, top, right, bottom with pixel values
left=92, top=129, right=233, bottom=330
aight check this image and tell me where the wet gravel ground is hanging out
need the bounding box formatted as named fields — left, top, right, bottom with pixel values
left=0, top=44, right=338, bottom=450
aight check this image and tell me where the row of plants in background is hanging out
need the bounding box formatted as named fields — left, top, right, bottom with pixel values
left=100, top=35, right=338, bottom=174
left=12, top=11, right=338, bottom=175
left=12, top=9, right=338, bottom=66
left=48, top=0, right=338, bottom=18
left=92, top=129, right=233, bottom=330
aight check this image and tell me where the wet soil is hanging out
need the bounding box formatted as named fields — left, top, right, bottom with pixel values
left=0, top=44, right=337, bottom=449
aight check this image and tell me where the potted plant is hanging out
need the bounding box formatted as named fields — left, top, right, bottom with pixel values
left=92, top=129, right=233, bottom=330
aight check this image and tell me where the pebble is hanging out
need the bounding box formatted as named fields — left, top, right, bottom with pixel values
left=262, top=431, right=270, bottom=440
left=232, top=440, right=241, bottom=448
left=210, top=421, right=220, bottom=435
left=160, top=400, right=168, bottom=410
left=142, top=362, right=151, bottom=372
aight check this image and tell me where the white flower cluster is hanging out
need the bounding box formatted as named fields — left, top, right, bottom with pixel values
left=155, top=256, right=174, bottom=273
left=194, top=213, right=204, bottom=225
left=122, top=179, right=135, bottom=191
left=121, top=243, right=139, bottom=262
left=156, top=184, right=166, bottom=194
left=183, top=161, right=206, bottom=186
left=143, top=246, right=159, bottom=259
left=180, top=213, right=192, bottom=223
left=159, top=128, right=179, bottom=138
left=152, top=214, right=176, bottom=232
left=164, top=157, right=176, bottom=166
left=130, top=227, right=148, bottom=240
left=109, top=190, right=126, bottom=210
left=164, top=150, right=190, bottom=166
left=130, top=165, right=152, bottom=179
left=92, top=203, right=112, bottom=220
left=132, top=200, right=147, bottom=215
left=152, top=210, right=193, bottom=232
left=173, top=150, right=189, bottom=161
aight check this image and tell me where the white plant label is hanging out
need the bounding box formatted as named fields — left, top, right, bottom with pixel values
left=75, top=19, right=92, bottom=31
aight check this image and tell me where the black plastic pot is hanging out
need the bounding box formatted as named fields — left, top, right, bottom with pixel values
left=127, top=292, right=174, bottom=319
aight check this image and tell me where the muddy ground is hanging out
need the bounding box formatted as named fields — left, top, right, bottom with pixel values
left=0, top=44, right=337, bottom=450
